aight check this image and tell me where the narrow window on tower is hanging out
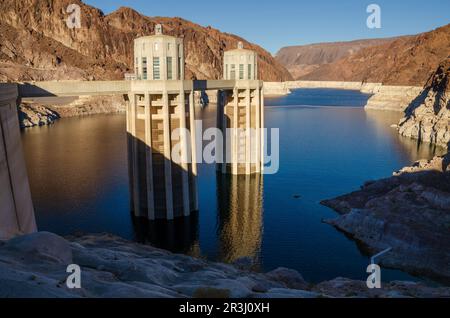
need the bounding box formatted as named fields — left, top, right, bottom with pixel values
left=178, top=57, right=182, bottom=79
left=239, top=64, right=244, bottom=80
left=142, top=57, right=147, bottom=80
left=167, top=57, right=173, bottom=80
left=153, top=57, right=160, bottom=80
left=135, top=57, right=139, bottom=79
left=230, top=64, right=236, bottom=80
left=248, top=64, right=252, bottom=80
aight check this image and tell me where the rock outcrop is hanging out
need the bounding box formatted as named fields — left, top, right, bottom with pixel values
left=322, top=153, right=450, bottom=284
left=398, top=58, right=450, bottom=148
left=0, top=0, right=291, bottom=82
left=19, top=103, right=60, bottom=128
left=18, top=95, right=126, bottom=128
left=1, top=232, right=449, bottom=298
left=364, top=85, right=424, bottom=112
left=298, top=24, right=450, bottom=86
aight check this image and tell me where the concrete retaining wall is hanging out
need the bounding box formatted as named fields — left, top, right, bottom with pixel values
left=0, top=84, right=36, bottom=240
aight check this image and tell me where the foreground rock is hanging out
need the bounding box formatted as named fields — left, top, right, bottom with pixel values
left=322, top=153, right=450, bottom=283
left=1, top=232, right=449, bottom=298
left=398, top=58, right=450, bottom=148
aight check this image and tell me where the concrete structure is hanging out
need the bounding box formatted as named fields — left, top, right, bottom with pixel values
left=1, top=31, right=267, bottom=228
left=0, top=83, right=36, bottom=240
left=127, top=26, right=198, bottom=220
left=134, top=25, right=184, bottom=81
left=223, top=42, right=258, bottom=81
left=127, top=82, right=199, bottom=220
left=218, top=43, right=264, bottom=175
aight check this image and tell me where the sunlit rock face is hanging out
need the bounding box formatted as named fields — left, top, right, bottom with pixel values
left=398, top=58, right=450, bottom=149
left=294, top=24, right=450, bottom=87
left=0, top=0, right=292, bottom=82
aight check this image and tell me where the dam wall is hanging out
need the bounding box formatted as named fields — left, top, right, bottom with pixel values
left=0, top=84, right=36, bottom=240
left=263, top=80, right=423, bottom=112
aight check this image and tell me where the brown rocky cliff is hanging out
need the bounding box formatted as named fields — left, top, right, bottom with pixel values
left=0, top=0, right=292, bottom=82
left=299, top=24, right=450, bottom=86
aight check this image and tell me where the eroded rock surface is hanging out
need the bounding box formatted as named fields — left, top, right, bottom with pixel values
left=322, top=154, right=450, bottom=283
left=1, top=232, right=449, bottom=298
left=398, top=58, right=450, bottom=148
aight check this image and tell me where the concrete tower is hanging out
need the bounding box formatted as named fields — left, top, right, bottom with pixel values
left=217, top=42, right=264, bottom=175
left=134, top=24, right=184, bottom=80
left=128, top=25, right=198, bottom=221
left=223, top=42, right=258, bottom=80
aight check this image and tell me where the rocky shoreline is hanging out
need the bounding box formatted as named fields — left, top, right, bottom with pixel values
left=18, top=95, right=126, bottom=129
left=321, top=56, right=450, bottom=285
left=321, top=153, right=450, bottom=284
left=1, top=232, right=450, bottom=298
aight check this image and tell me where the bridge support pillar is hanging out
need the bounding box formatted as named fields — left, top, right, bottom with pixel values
left=127, top=83, right=198, bottom=220
left=0, top=84, right=37, bottom=240
left=217, top=81, right=264, bottom=175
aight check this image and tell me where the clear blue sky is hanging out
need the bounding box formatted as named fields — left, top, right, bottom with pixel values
left=84, top=0, right=450, bottom=54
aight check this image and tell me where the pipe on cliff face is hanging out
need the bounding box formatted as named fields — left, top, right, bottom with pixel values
left=0, top=84, right=37, bottom=240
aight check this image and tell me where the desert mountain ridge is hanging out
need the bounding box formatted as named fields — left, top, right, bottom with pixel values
left=275, top=37, right=405, bottom=79
left=280, top=24, right=450, bottom=86
left=0, top=0, right=292, bottom=82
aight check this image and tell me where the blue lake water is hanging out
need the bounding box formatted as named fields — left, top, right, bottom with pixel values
left=21, top=89, right=445, bottom=283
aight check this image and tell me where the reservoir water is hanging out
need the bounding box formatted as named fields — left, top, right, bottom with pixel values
left=21, top=89, right=445, bottom=283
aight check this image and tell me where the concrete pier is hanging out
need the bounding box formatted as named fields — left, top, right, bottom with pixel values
left=217, top=80, right=264, bottom=175
left=0, top=84, right=36, bottom=240
left=219, top=42, right=265, bottom=175
left=127, top=82, right=198, bottom=220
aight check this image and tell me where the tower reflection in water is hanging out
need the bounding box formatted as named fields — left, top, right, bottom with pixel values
left=132, top=213, right=201, bottom=256
left=216, top=173, right=264, bottom=268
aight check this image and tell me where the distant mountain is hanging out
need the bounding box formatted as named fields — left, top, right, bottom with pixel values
left=0, top=0, right=292, bottom=82
left=298, top=24, right=450, bottom=86
left=275, top=38, right=401, bottom=79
